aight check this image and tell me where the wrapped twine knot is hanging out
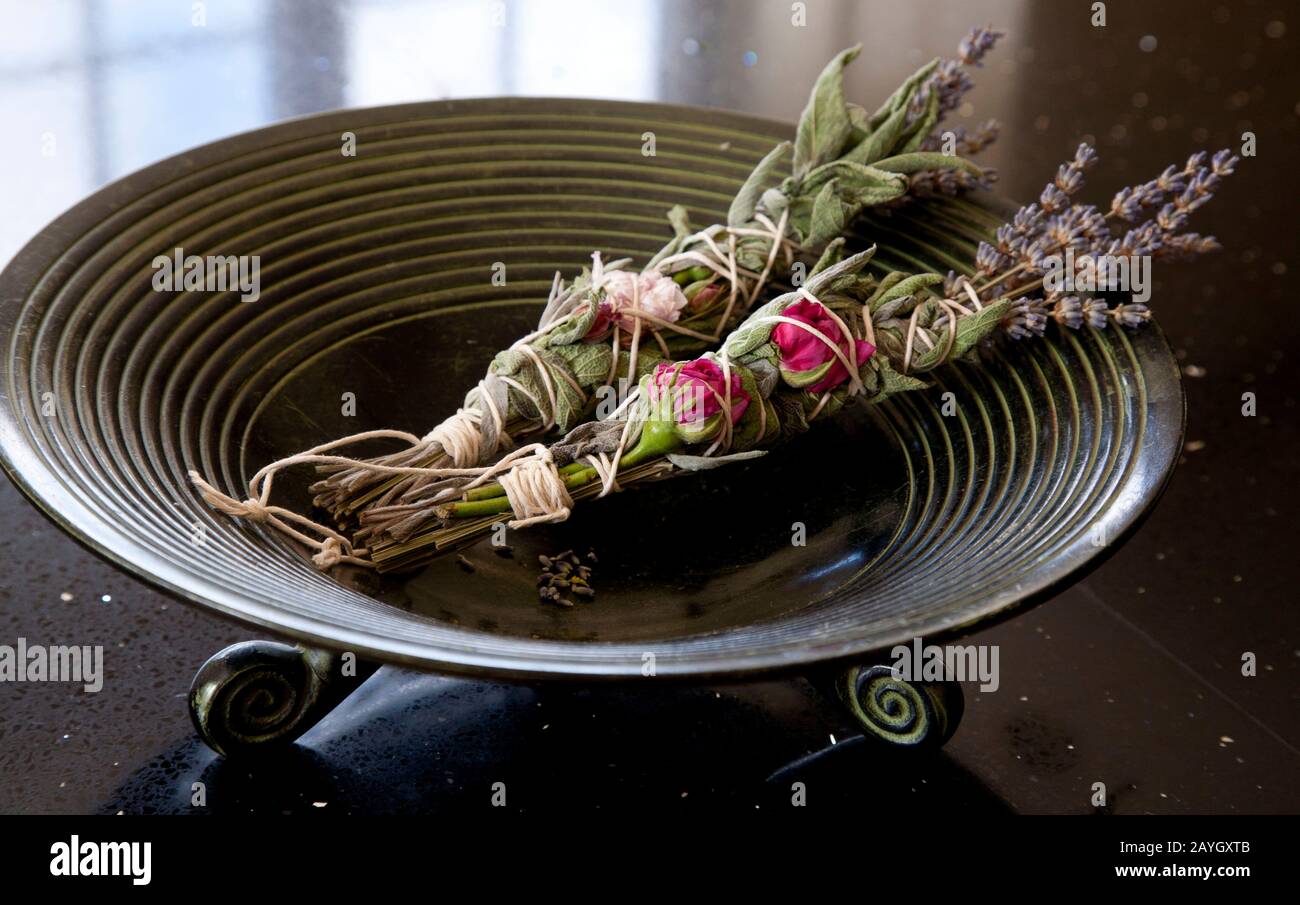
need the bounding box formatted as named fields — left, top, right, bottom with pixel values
left=312, top=537, right=345, bottom=569
left=496, top=448, right=574, bottom=528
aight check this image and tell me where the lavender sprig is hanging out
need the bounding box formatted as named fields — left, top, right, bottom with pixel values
left=910, top=25, right=1004, bottom=124
left=890, top=26, right=1005, bottom=201
left=966, top=143, right=1238, bottom=338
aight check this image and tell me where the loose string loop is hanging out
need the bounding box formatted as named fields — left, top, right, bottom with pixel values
left=188, top=470, right=373, bottom=568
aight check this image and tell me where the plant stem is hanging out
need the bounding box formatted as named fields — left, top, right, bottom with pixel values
left=462, top=460, right=588, bottom=501
left=439, top=416, right=683, bottom=519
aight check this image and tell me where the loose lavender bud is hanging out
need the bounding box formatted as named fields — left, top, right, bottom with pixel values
left=1073, top=143, right=1099, bottom=170
left=1109, top=165, right=1184, bottom=223
left=907, top=170, right=937, bottom=197
left=1022, top=236, right=1053, bottom=272
left=1156, top=202, right=1187, bottom=233
left=920, top=119, right=1002, bottom=157
left=1118, top=223, right=1162, bottom=258
left=1059, top=205, right=1106, bottom=246
left=1156, top=164, right=1185, bottom=192
left=1010, top=203, right=1044, bottom=236
left=963, top=119, right=1001, bottom=154
left=1179, top=170, right=1218, bottom=212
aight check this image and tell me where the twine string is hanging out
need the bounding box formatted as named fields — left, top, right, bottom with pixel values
left=901, top=276, right=979, bottom=374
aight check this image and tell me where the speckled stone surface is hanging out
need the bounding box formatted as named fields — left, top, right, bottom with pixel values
left=0, top=0, right=1296, bottom=814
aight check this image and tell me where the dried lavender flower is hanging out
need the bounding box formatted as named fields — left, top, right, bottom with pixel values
left=908, top=27, right=1004, bottom=139
left=965, top=140, right=1237, bottom=342
left=1110, top=303, right=1151, bottom=328
left=1040, top=183, right=1070, bottom=213
left=976, top=241, right=1010, bottom=275
left=996, top=142, right=1237, bottom=288
left=1051, top=296, right=1084, bottom=329
left=1003, top=297, right=1049, bottom=340
left=1082, top=298, right=1110, bottom=329
left=958, top=26, right=1004, bottom=66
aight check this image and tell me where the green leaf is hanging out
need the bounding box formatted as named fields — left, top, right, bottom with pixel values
left=494, top=352, right=546, bottom=421
left=793, top=45, right=861, bottom=178
left=869, top=358, right=930, bottom=402
left=667, top=204, right=693, bottom=237
left=780, top=358, right=835, bottom=389
left=758, top=186, right=788, bottom=224
left=868, top=58, right=938, bottom=128
left=746, top=357, right=780, bottom=397
left=910, top=298, right=1012, bottom=371
left=730, top=366, right=768, bottom=450
left=562, top=341, right=615, bottom=390
left=723, top=295, right=788, bottom=359
left=839, top=164, right=909, bottom=207
left=948, top=297, right=1012, bottom=359
left=809, top=237, right=846, bottom=277
left=667, top=450, right=767, bottom=471
left=865, top=271, right=908, bottom=307
left=735, top=237, right=772, bottom=273
left=542, top=302, right=598, bottom=347
left=846, top=102, right=872, bottom=143
left=844, top=100, right=909, bottom=166
left=728, top=142, right=791, bottom=227
left=806, top=179, right=850, bottom=247
left=869, top=272, right=944, bottom=313
left=871, top=151, right=986, bottom=178
left=536, top=349, right=588, bottom=431
left=800, top=162, right=908, bottom=222
left=783, top=193, right=814, bottom=243
left=897, top=86, right=941, bottom=153
left=803, top=247, right=877, bottom=296
left=646, top=207, right=694, bottom=269
left=769, top=390, right=811, bottom=441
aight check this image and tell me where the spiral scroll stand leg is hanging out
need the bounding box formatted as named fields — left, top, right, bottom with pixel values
left=819, top=662, right=965, bottom=751
left=188, top=640, right=378, bottom=758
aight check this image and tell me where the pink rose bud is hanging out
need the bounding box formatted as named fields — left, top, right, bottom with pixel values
left=686, top=282, right=723, bottom=310
left=604, top=270, right=689, bottom=330
left=771, top=298, right=875, bottom=393
left=650, top=358, right=749, bottom=444
left=581, top=300, right=616, bottom=342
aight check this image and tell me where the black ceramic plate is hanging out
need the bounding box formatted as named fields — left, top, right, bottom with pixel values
left=0, top=98, right=1184, bottom=678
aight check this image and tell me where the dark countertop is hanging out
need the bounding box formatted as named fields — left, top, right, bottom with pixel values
left=0, top=0, right=1296, bottom=814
